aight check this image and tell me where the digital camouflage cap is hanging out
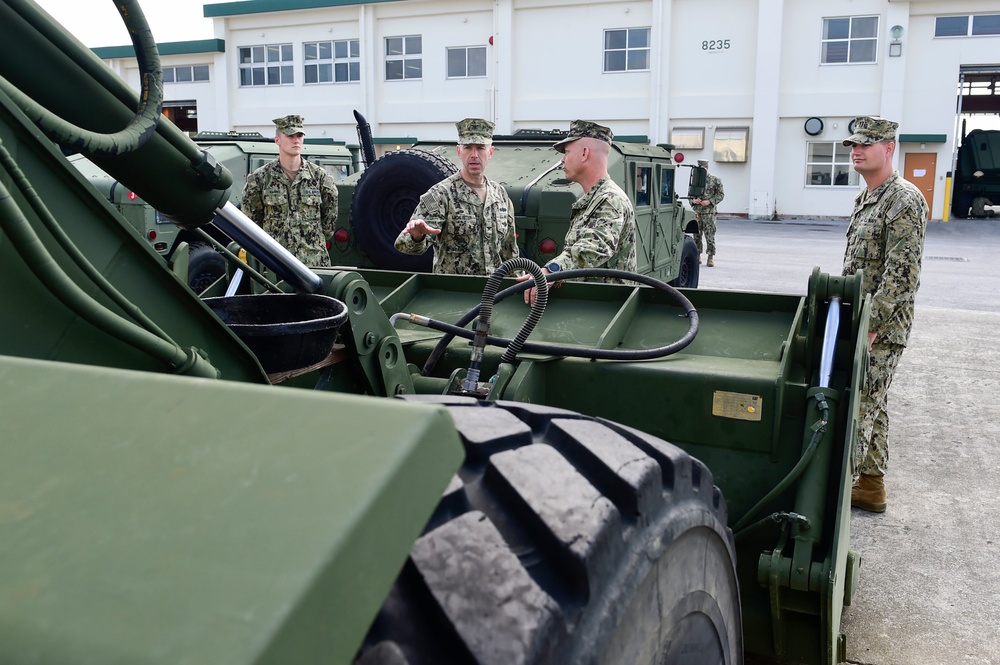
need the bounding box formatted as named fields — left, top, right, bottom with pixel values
left=843, top=116, right=898, bottom=146
left=697, top=159, right=709, bottom=168
left=273, top=114, right=306, bottom=136
left=456, top=118, right=495, bottom=145
left=552, top=119, right=614, bottom=153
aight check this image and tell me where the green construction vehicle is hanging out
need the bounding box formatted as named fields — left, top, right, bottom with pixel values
left=68, top=132, right=357, bottom=291
left=335, top=116, right=703, bottom=288
left=1, top=1, right=867, bottom=663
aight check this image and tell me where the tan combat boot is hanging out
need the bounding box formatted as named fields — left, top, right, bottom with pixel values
left=851, top=474, right=886, bottom=512
left=707, top=255, right=715, bottom=267
left=698, top=255, right=703, bottom=265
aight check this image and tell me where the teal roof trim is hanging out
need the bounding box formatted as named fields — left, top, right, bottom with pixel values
left=373, top=137, right=417, bottom=145
left=205, top=0, right=402, bottom=18
left=899, top=134, right=947, bottom=143
left=92, top=39, right=225, bottom=59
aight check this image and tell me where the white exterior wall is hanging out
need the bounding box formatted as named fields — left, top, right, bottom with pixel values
left=102, top=53, right=223, bottom=132
left=94, top=0, right=1000, bottom=220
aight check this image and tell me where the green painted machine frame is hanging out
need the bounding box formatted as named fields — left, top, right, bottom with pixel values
left=0, top=0, right=867, bottom=661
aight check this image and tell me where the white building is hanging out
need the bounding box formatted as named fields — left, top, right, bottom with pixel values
left=93, top=0, right=1000, bottom=220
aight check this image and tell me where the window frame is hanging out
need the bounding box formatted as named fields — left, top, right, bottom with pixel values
left=603, top=27, right=651, bottom=73
left=935, top=14, right=1000, bottom=37
left=304, top=39, right=360, bottom=84
left=669, top=127, right=705, bottom=150
left=385, top=35, right=423, bottom=81
left=446, top=45, right=488, bottom=79
left=820, top=15, right=879, bottom=65
left=239, top=43, right=294, bottom=87
left=713, top=127, right=749, bottom=164
left=162, top=65, right=210, bottom=84
left=805, top=141, right=859, bottom=188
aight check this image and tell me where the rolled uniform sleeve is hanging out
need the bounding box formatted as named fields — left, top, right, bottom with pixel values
left=393, top=186, right=445, bottom=255
left=319, top=171, right=339, bottom=242
left=241, top=172, right=264, bottom=225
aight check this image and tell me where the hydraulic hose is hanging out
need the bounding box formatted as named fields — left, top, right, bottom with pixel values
left=462, top=258, right=547, bottom=390
left=732, top=391, right=830, bottom=535
left=732, top=296, right=842, bottom=538
left=0, top=178, right=218, bottom=378
left=0, top=138, right=175, bottom=344
left=413, top=267, right=699, bottom=376
left=0, top=0, right=162, bottom=156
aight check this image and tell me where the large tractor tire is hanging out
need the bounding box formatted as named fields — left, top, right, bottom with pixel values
left=669, top=235, right=700, bottom=289
left=355, top=397, right=742, bottom=665
left=350, top=149, right=458, bottom=272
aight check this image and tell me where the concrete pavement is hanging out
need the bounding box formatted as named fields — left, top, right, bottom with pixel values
left=702, top=218, right=1000, bottom=665
left=842, top=306, right=1000, bottom=665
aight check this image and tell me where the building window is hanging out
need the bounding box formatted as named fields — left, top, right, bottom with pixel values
left=239, top=44, right=293, bottom=86
left=973, top=14, right=1000, bottom=35
left=304, top=40, right=360, bottom=84
left=447, top=46, right=487, bottom=78
left=935, top=16, right=969, bottom=37
left=670, top=127, right=705, bottom=150
left=604, top=28, right=650, bottom=72
left=713, top=127, right=749, bottom=163
left=162, top=65, right=209, bottom=83
left=938, top=14, right=1000, bottom=37
left=806, top=142, right=859, bottom=187
left=821, top=16, right=878, bottom=64
left=385, top=35, right=422, bottom=81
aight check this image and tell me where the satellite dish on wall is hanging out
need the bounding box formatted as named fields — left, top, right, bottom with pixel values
left=804, top=117, right=824, bottom=136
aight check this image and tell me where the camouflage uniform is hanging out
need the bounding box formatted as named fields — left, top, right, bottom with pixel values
left=393, top=118, right=518, bottom=275
left=695, top=164, right=724, bottom=258
left=240, top=115, right=338, bottom=267
left=971, top=196, right=996, bottom=218
left=842, top=117, right=929, bottom=478
left=548, top=120, right=637, bottom=283
left=548, top=176, right=637, bottom=282
left=393, top=171, right=518, bottom=274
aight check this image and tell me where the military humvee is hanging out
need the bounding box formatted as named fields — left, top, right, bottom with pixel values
left=69, top=132, right=356, bottom=291
left=334, top=120, right=704, bottom=288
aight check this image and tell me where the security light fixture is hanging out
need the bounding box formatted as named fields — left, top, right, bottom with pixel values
left=889, top=25, right=904, bottom=57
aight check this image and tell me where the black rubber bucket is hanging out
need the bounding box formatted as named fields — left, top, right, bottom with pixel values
left=204, top=293, right=348, bottom=374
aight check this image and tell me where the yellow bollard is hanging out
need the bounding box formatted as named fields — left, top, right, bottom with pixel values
left=943, top=174, right=952, bottom=222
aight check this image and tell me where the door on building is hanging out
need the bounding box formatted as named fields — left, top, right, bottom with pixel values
left=903, top=152, right=935, bottom=219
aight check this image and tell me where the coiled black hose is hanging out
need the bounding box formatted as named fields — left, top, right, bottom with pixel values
left=461, top=258, right=547, bottom=390
left=418, top=267, right=699, bottom=376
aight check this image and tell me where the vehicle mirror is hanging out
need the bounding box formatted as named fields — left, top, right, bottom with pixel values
left=688, top=166, right=707, bottom=199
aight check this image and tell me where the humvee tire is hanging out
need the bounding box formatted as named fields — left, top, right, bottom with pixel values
left=669, top=235, right=700, bottom=289
left=350, top=149, right=458, bottom=272
left=187, top=243, right=226, bottom=293
left=355, top=397, right=742, bottom=665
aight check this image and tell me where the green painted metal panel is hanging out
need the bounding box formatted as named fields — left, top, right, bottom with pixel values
left=0, top=354, right=463, bottom=665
